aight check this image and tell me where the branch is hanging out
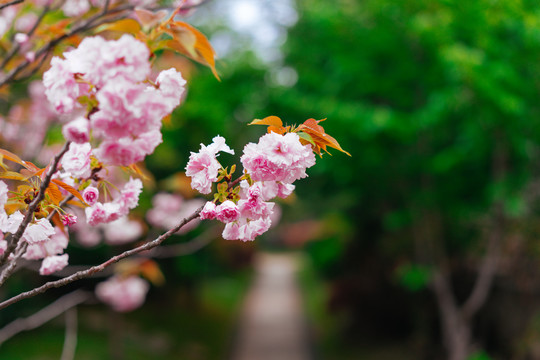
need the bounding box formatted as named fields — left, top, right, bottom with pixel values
left=0, top=141, right=71, bottom=267
left=147, top=229, right=215, bottom=258
left=0, top=289, right=90, bottom=345
left=0, top=4, right=134, bottom=87
left=0, top=3, right=50, bottom=70
left=0, top=0, right=23, bottom=10
left=461, top=204, right=503, bottom=321
left=0, top=204, right=204, bottom=310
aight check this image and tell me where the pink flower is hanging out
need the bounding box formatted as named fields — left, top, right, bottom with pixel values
left=277, top=182, right=295, bottom=198
left=62, top=117, right=89, bottom=144
left=84, top=178, right=142, bottom=226
left=103, top=217, right=143, bottom=245
left=83, top=186, right=99, bottom=206
left=14, top=33, right=28, bottom=45
left=43, top=57, right=88, bottom=114
left=243, top=217, right=272, bottom=241
left=185, top=151, right=221, bottom=194
left=0, top=180, right=8, bottom=208
left=238, top=186, right=274, bottom=220
left=15, top=13, right=37, bottom=32
left=93, top=138, right=143, bottom=166
left=39, top=254, right=69, bottom=275
left=216, top=200, right=240, bottom=223
left=64, top=35, right=151, bottom=88
left=85, top=203, right=107, bottom=226
left=200, top=201, right=217, bottom=220
left=24, top=228, right=68, bottom=260
left=146, top=193, right=203, bottom=234
left=241, top=132, right=316, bottom=184
left=222, top=222, right=242, bottom=240
left=96, top=276, right=150, bottom=312
left=156, top=68, right=186, bottom=109
left=23, top=218, right=56, bottom=244
left=62, top=0, right=90, bottom=16
left=61, top=142, right=92, bottom=178
left=118, top=178, right=143, bottom=210
left=0, top=211, right=23, bottom=234
left=185, top=136, right=234, bottom=194
left=61, top=213, right=77, bottom=226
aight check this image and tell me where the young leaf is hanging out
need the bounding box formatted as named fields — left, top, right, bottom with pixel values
left=45, top=183, right=63, bottom=206
left=134, top=8, right=168, bottom=28
left=0, top=148, right=34, bottom=170
left=95, top=19, right=142, bottom=35
left=249, top=116, right=283, bottom=127
left=139, top=260, right=165, bottom=286
left=297, top=118, right=351, bottom=156
left=51, top=179, right=88, bottom=205
left=162, top=21, right=220, bottom=80
left=0, top=171, right=28, bottom=182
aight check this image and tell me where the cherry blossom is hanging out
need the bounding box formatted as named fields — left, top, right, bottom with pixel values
left=241, top=132, right=316, bottom=184
left=39, top=254, right=69, bottom=275
left=96, top=276, right=150, bottom=312
left=185, top=136, right=234, bottom=194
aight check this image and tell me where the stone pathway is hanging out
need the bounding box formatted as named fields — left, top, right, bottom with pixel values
left=231, top=252, right=311, bottom=360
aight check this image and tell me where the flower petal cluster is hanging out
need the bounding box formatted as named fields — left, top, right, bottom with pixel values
left=194, top=132, right=316, bottom=242
left=60, top=142, right=92, bottom=179
left=85, top=178, right=142, bottom=226
left=146, top=193, right=203, bottom=234
left=96, top=275, right=150, bottom=312
left=241, top=132, right=316, bottom=184
left=39, top=254, right=69, bottom=275
left=43, top=35, right=187, bottom=166
left=185, top=136, right=234, bottom=194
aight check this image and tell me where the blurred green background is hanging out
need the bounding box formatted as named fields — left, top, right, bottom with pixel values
left=5, top=0, right=540, bottom=359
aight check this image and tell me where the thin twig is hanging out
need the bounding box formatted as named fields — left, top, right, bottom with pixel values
left=0, top=241, right=28, bottom=286
left=147, top=230, right=215, bottom=258
left=0, top=0, right=23, bottom=10
left=0, top=204, right=203, bottom=310
left=0, top=289, right=90, bottom=345
left=0, top=3, right=50, bottom=70
left=0, top=141, right=71, bottom=267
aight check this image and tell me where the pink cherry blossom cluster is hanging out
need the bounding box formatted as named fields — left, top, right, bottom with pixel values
left=0, top=180, right=70, bottom=275
left=43, top=35, right=186, bottom=166
left=187, top=131, right=316, bottom=241
left=95, top=275, right=150, bottom=312
left=85, top=178, right=143, bottom=226
left=185, top=136, right=235, bottom=194
left=146, top=193, right=204, bottom=234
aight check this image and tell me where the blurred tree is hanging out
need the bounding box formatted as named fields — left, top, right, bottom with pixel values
left=264, top=0, right=540, bottom=358
left=160, top=0, right=540, bottom=358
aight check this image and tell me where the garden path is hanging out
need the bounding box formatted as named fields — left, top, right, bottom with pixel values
left=231, top=252, right=312, bottom=360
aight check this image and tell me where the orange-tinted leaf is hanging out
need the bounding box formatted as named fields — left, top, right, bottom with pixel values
left=297, top=131, right=316, bottom=147
left=164, top=38, right=196, bottom=59
left=51, top=212, right=65, bottom=233
left=249, top=116, right=283, bottom=127
left=165, top=21, right=220, bottom=80
left=139, top=260, right=165, bottom=286
left=21, top=167, right=45, bottom=180
left=267, top=125, right=287, bottom=134
left=0, top=171, right=28, bottom=181
left=96, top=18, right=142, bottom=35
left=51, top=179, right=87, bottom=205
left=298, top=118, right=351, bottom=156
left=46, top=183, right=63, bottom=206
left=66, top=200, right=86, bottom=208
left=134, top=8, right=168, bottom=28
left=0, top=148, right=33, bottom=169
